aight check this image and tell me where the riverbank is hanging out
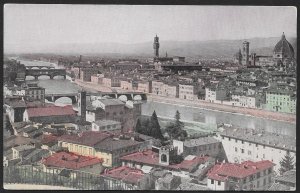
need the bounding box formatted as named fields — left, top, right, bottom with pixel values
left=74, top=79, right=114, bottom=92
left=73, top=79, right=296, bottom=124
left=148, top=95, right=296, bottom=124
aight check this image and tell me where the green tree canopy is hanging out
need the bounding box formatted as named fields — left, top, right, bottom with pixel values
left=165, top=110, right=187, bottom=141
left=134, top=111, right=164, bottom=140
left=279, top=151, right=295, bottom=175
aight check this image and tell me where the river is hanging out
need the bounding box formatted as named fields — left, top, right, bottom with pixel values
left=18, top=59, right=296, bottom=137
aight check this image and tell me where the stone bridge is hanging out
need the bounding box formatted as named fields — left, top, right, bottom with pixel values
left=45, top=91, right=147, bottom=104
left=45, top=93, right=78, bottom=104
left=25, top=65, right=55, bottom=69
left=25, top=69, right=66, bottom=80
left=89, top=91, right=148, bottom=101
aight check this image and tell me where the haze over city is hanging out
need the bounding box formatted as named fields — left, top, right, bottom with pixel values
left=3, top=4, right=297, bottom=191
left=4, top=5, right=297, bottom=54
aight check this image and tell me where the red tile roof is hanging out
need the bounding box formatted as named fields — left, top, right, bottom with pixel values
left=42, top=151, right=103, bottom=170
left=207, top=160, right=274, bottom=181
left=41, top=134, right=58, bottom=145
left=58, top=131, right=114, bottom=146
left=102, top=166, right=144, bottom=185
left=27, top=105, right=76, bottom=118
left=120, top=149, right=209, bottom=171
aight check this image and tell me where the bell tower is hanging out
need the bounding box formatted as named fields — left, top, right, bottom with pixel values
left=78, top=90, right=86, bottom=123
left=242, top=41, right=250, bottom=65
left=153, top=34, right=160, bottom=58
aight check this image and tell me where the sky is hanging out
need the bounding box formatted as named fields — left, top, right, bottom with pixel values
left=4, top=5, right=297, bottom=53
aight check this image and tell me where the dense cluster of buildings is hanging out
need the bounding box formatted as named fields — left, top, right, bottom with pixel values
left=58, top=33, right=296, bottom=114
left=3, top=33, right=296, bottom=190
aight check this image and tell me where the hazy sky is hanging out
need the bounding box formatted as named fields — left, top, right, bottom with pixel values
left=4, top=5, right=297, bottom=52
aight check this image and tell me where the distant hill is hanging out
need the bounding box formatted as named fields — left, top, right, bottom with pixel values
left=5, top=36, right=297, bottom=58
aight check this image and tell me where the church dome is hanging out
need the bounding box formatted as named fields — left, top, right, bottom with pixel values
left=273, top=32, right=294, bottom=59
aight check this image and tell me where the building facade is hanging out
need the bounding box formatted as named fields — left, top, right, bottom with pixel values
left=207, top=160, right=274, bottom=190
left=215, top=126, right=296, bottom=173
left=265, top=89, right=296, bottom=114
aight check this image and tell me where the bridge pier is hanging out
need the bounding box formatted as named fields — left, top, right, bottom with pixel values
left=50, top=75, right=54, bottom=79
left=71, top=97, right=77, bottom=104
left=34, top=76, right=38, bottom=80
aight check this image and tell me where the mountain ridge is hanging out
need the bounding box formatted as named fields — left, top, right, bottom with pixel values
left=5, top=36, right=297, bottom=58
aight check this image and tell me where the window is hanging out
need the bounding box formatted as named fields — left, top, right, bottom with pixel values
left=228, top=137, right=231, bottom=141
left=218, top=181, right=221, bottom=186
left=268, top=168, right=272, bottom=174
left=241, top=140, right=244, bottom=144
left=248, top=151, right=252, bottom=155
left=243, top=178, right=247, bottom=183
left=241, top=149, right=245, bottom=153
left=222, top=136, right=224, bottom=139
left=263, top=154, right=265, bottom=158
left=235, top=139, right=238, bottom=143
left=257, top=172, right=260, bottom=178
left=257, top=181, right=260, bottom=187
left=250, top=175, right=254, bottom=181
left=211, top=179, right=214, bottom=184
left=235, top=147, right=238, bottom=152
left=263, top=178, right=266, bottom=186
left=256, top=144, right=258, bottom=147
left=161, top=154, right=167, bottom=162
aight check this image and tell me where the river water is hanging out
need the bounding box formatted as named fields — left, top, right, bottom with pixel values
left=18, top=59, right=296, bottom=137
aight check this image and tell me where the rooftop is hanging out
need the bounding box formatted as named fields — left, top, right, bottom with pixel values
left=93, top=120, right=121, bottom=127
left=183, top=137, right=220, bottom=147
left=12, top=144, right=35, bottom=152
left=58, top=131, right=113, bottom=146
left=102, top=166, right=144, bottom=185
left=275, top=170, right=296, bottom=184
left=207, top=160, right=274, bottom=181
left=177, top=182, right=210, bottom=190
left=4, top=135, right=37, bottom=150
left=42, top=151, right=103, bottom=170
left=95, top=137, right=142, bottom=152
left=27, top=105, right=76, bottom=118
left=120, top=149, right=210, bottom=172
left=268, top=183, right=291, bottom=191
left=218, top=126, right=296, bottom=152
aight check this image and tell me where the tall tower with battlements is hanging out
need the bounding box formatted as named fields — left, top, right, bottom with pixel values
left=153, top=34, right=160, bottom=58
left=242, top=41, right=250, bottom=65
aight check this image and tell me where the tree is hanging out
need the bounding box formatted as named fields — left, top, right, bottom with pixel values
left=149, top=111, right=164, bottom=139
left=135, top=119, right=143, bottom=134
left=166, top=110, right=187, bottom=141
left=279, top=151, right=295, bottom=175
left=143, top=119, right=151, bottom=136
left=174, top=110, right=184, bottom=129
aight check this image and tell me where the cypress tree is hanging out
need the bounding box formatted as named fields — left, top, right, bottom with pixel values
left=144, top=119, right=151, bottom=136
left=166, top=110, right=187, bottom=141
left=135, top=119, right=142, bottom=134
left=149, top=111, right=163, bottom=139
left=279, top=151, right=295, bottom=175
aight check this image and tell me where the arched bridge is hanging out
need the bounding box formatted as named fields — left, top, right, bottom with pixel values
left=90, top=91, right=147, bottom=101
left=25, top=65, right=55, bottom=69
left=45, top=91, right=147, bottom=104
left=25, top=69, right=66, bottom=80
left=45, top=93, right=78, bottom=104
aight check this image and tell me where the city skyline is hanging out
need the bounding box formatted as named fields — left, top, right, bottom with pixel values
left=4, top=5, right=297, bottom=53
